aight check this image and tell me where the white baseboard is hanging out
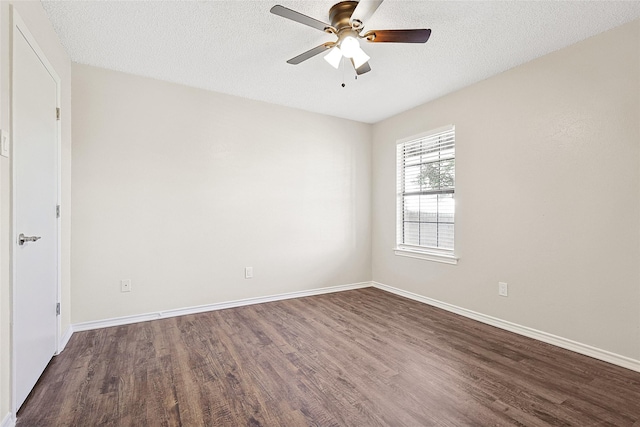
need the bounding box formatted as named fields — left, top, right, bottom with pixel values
left=57, top=326, right=73, bottom=354
left=72, top=282, right=371, bottom=333
left=372, top=281, right=640, bottom=373
left=1, top=412, right=15, bottom=427
left=67, top=279, right=640, bottom=374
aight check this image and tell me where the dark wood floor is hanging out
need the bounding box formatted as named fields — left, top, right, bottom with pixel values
left=17, top=288, right=640, bottom=426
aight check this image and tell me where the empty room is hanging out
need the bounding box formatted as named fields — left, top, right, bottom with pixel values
left=1, top=0, right=640, bottom=425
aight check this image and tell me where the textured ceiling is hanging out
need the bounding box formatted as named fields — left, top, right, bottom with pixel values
left=42, top=0, right=640, bottom=123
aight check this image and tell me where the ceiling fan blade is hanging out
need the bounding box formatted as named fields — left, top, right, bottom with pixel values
left=287, top=44, right=332, bottom=65
left=351, top=59, right=372, bottom=75
left=270, top=5, right=331, bottom=32
left=350, top=0, right=384, bottom=28
left=363, top=29, right=431, bottom=43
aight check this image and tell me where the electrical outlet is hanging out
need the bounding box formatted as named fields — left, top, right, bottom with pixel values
left=121, top=279, right=132, bottom=292
left=245, top=267, right=253, bottom=279
left=498, top=282, right=508, bottom=297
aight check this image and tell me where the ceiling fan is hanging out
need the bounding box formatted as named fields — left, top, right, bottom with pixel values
left=270, top=0, right=431, bottom=76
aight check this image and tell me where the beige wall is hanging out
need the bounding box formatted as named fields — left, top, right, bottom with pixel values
left=71, top=64, right=372, bottom=323
left=372, top=20, right=640, bottom=360
left=0, top=0, right=72, bottom=420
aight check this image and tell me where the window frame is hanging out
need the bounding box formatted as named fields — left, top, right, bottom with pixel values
left=395, top=125, right=458, bottom=265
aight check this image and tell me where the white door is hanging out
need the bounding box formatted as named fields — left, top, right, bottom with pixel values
left=13, top=14, right=60, bottom=410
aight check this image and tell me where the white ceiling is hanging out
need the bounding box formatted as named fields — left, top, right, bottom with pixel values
left=41, top=0, right=640, bottom=124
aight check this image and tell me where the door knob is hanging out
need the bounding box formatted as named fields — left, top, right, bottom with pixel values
left=18, top=233, right=41, bottom=245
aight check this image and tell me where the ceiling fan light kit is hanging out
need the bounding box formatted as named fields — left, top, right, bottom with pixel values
left=324, top=36, right=370, bottom=69
left=270, top=0, right=431, bottom=77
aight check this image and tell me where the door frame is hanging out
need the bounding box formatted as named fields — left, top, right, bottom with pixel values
left=10, top=7, right=62, bottom=415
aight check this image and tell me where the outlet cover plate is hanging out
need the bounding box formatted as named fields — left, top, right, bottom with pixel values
left=1, top=129, right=9, bottom=158
left=498, top=282, right=508, bottom=297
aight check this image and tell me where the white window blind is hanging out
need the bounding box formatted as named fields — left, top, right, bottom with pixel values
left=397, top=125, right=455, bottom=253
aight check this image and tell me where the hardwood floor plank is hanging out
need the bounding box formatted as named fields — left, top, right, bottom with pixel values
left=17, top=288, right=640, bottom=426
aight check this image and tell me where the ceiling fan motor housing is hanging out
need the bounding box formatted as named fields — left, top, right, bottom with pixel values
left=329, top=1, right=359, bottom=31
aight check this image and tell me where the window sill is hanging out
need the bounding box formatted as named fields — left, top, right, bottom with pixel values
left=394, top=247, right=459, bottom=265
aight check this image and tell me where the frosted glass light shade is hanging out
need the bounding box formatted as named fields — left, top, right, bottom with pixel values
left=324, top=46, right=343, bottom=69
left=352, top=48, right=370, bottom=69
left=340, top=36, right=360, bottom=58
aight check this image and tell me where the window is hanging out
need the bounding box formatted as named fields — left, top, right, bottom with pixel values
left=396, top=125, right=457, bottom=264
